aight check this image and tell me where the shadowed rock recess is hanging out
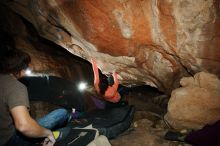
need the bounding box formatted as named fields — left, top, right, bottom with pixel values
left=1, top=0, right=220, bottom=94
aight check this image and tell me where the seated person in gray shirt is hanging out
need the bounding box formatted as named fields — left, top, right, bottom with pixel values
left=0, top=48, right=70, bottom=146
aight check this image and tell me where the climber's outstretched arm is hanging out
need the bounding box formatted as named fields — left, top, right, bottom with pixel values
left=112, top=71, right=119, bottom=92
left=91, top=59, right=100, bottom=93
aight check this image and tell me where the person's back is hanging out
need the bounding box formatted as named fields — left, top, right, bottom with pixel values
left=0, top=74, right=29, bottom=145
left=91, top=59, right=121, bottom=103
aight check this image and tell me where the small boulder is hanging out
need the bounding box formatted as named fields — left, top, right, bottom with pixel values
left=165, top=72, right=220, bottom=130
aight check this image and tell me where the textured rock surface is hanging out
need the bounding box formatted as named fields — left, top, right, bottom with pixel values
left=0, top=5, right=93, bottom=82
left=165, top=72, right=220, bottom=130
left=1, top=0, right=220, bottom=93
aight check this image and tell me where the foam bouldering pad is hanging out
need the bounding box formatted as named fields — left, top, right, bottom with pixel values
left=70, top=105, right=135, bottom=139
left=55, top=129, right=97, bottom=146
left=30, top=128, right=97, bottom=146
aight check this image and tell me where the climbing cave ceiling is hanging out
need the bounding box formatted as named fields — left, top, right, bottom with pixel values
left=0, top=0, right=220, bottom=94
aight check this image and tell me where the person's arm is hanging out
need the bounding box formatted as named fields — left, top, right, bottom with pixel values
left=10, top=106, right=55, bottom=145
left=112, top=71, right=119, bottom=92
left=91, top=59, right=100, bottom=93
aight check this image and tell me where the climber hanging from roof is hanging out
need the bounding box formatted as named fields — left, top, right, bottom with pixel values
left=91, top=59, right=121, bottom=103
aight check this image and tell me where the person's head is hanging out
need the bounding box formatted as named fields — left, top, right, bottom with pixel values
left=98, top=74, right=115, bottom=95
left=0, top=47, right=31, bottom=77
left=99, top=77, right=108, bottom=95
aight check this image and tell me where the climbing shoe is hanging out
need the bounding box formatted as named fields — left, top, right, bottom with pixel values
left=164, top=130, right=186, bottom=142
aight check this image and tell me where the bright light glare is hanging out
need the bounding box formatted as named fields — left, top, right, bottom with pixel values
left=25, top=68, right=32, bottom=76
left=78, top=82, right=87, bottom=91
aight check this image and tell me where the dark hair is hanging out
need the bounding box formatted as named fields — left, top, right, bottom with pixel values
left=0, top=47, right=31, bottom=75
left=98, top=74, right=115, bottom=95
left=99, top=81, right=108, bottom=95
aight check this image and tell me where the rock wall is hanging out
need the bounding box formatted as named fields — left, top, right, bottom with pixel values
left=0, top=5, right=93, bottom=82
left=1, top=0, right=220, bottom=94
